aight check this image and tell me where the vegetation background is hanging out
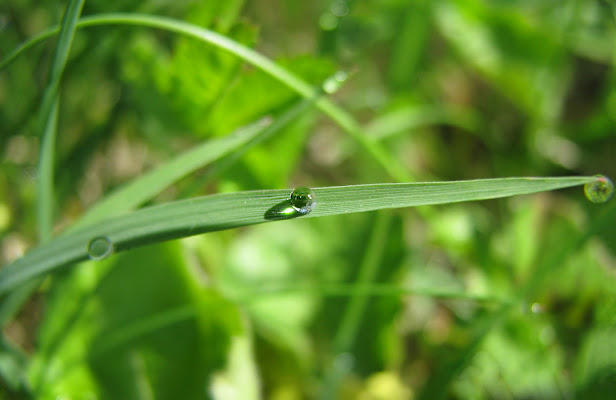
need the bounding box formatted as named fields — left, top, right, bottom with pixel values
left=1, top=0, right=615, bottom=399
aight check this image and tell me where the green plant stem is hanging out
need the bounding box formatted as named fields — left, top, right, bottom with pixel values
left=36, top=0, right=85, bottom=242
left=37, top=97, right=59, bottom=243
left=236, top=283, right=503, bottom=304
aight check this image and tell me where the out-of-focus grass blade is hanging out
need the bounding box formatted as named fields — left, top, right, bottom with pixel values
left=235, top=283, right=503, bottom=303
left=365, top=105, right=478, bottom=141
left=0, top=176, right=600, bottom=296
left=37, top=97, right=59, bottom=242
left=0, top=13, right=409, bottom=181
left=73, top=117, right=272, bottom=229
left=37, top=0, right=85, bottom=242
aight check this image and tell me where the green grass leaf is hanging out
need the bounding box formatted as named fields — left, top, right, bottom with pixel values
left=36, top=0, right=85, bottom=242
left=36, top=97, right=59, bottom=242
left=0, top=176, right=600, bottom=297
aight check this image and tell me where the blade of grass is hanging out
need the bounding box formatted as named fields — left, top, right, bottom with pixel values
left=0, top=176, right=602, bottom=296
left=37, top=97, right=59, bottom=242
left=0, top=13, right=409, bottom=181
left=365, top=104, right=479, bottom=141
left=36, top=0, right=85, bottom=242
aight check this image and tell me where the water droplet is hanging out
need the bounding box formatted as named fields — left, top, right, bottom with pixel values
left=584, top=175, right=613, bottom=204
left=290, top=187, right=316, bottom=215
left=322, top=70, right=349, bottom=94
left=87, top=236, right=113, bottom=260
left=531, top=302, right=544, bottom=314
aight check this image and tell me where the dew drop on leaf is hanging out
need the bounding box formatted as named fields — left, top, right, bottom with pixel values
left=584, top=175, right=613, bottom=204
left=87, top=236, right=114, bottom=260
left=290, top=187, right=316, bottom=215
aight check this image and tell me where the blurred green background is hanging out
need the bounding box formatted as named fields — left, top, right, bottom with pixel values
left=1, top=0, right=615, bottom=399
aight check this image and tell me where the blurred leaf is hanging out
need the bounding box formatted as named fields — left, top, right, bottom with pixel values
left=575, top=327, right=616, bottom=399
left=218, top=222, right=323, bottom=360
left=365, top=102, right=479, bottom=141
left=120, top=20, right=258, bottom=136
left=434, top=0, right=569, bottom=120
left=207, top=56, right=335, bottom=136
left=235, top=111, right=315, bottom=189
left=387, top=0, right=432, bottom=90
left=0, top=336, right=28, bottom=393
left=29, top=241, right=247, bottom=399
left=565, top=0, right=616, bottom=63
left=210, top=335, right=260, bottom=400
left=183, top=0, right=246, bottom=33
left=452, top=316, right=567, bottom=399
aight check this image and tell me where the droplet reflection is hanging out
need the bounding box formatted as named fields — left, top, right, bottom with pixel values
left=87, top=236, right=113, bottom=260
left=584, top=175, right=613, bottom=204
left=290, top=187, right=316, bottom=215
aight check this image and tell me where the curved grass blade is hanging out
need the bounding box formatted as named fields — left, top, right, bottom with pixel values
left=0, top=13, right=409, bottom=181
left=0, top=176, right=601, bottom=296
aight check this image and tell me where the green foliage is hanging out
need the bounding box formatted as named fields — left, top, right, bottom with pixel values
left=1, top=0, right=615, bottom=399
left=28, top=242, right=251, bottom=399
